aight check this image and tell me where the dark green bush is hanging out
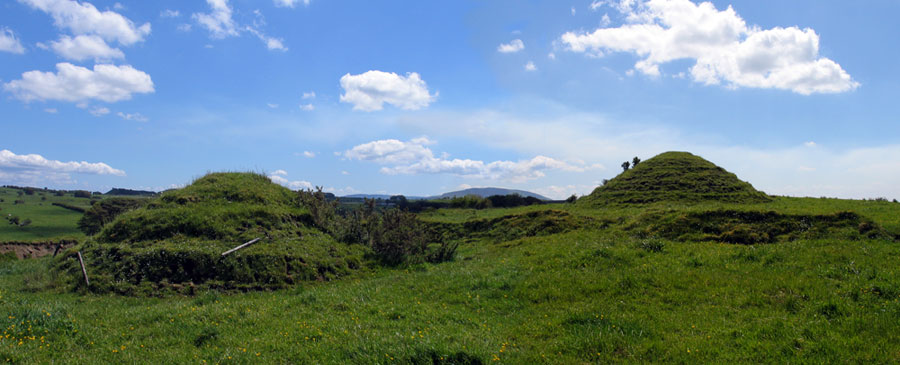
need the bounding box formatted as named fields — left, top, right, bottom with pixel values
left=78, top=197, right=148, bottom=235
left=74, top=190, right=91, bottom=198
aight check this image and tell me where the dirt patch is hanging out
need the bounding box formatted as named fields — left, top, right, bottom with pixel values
left=0, top=240, right=77, bottom=259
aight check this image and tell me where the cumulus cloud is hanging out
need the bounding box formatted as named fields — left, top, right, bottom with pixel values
left=3, top=63, right=154, bottom=103
left=44, top=35, right=124, bottom=61
left=268, top=172, right=313, bottom=190
left=340, top=71, right=437, bottom=111
left=0, top=149, right=125, bottom=178
left=561, top=0, right=859, bottom=94
left=344, top=137, right=593, bottom=183
left=301, top=151, right=315, bottom=158
left=525, top=61, right=537, bottom=71
left=274, top=0, right=310, bottom=8
left=300, top=103, right=314, bottom=111
left=302, top=91, right=315, bottom=99
left=0, top=27, right=26, bottom=54
left=19, top=0, right=150, bottom=45
left=497, top=39, right=524, bottom=53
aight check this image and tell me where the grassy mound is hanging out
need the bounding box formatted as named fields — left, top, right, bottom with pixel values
left=583, top=151, right=771, bottom=205
left=54, top=172, right=367, bottom=294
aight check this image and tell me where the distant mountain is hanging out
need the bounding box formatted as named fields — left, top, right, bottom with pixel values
left=105, top=188, right=158, bottom=197
left=433, top=187, right=550, bottom=201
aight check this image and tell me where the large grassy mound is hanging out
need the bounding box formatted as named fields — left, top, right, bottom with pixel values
left=55, top=173, right=367, bottom=294
left=583, top=151, right=771, bottom=205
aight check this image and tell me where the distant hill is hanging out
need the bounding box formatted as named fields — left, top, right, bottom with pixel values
left=582, top=151, right=770, bottom=205
left=433, top=187, right=550, bottom=201
left=105, top=188, right=158, bottom=197
left=342, top=194, right=427, bottom=200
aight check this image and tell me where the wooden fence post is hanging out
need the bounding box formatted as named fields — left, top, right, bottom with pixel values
left=77, top=251, right=89, bottom=286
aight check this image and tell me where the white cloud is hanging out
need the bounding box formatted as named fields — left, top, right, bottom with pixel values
left=302, top=151, right=315, bottom=158
left=160, top=9, right=180, bottom=18
left=245, top=26, right=287, bottom=51
left=525, top=61, right=537, bottom=71
left=0, top=149, right=125, bottom=177
left=193, top=0, right=239, bottom=39
left=344, top=137, right=594, bottom=183
left=804, top=141, right=817, bottom=148
left=20, top=0, right=150, bottom=45
left=497, top=39, right=525, bottom=53
left=533, top=184, right=596, bottom=200
left=571, top=6, right=576, bottom=16
left=89, top=106, right=109, bottom=116
left=341, top=170, right=349, bottom=175
left=561, top=0, right=859, bottom=94
left=268, top=173, right=313, bottom=190
left=339, top=70, right=437, bottom=111
left=271, top=169, right=288, bottom=176
left=193, top=1, right=287, bottom=51
left=117, top=111, right=147, bottom=122
left=3, top=63, right=154, bottom=103
left=267, top=103, right=278, bottom=108
left=112, top=2, right=124, bottom=10
left=274, top=0, right=310, bottom=8
left=300, top=103, right=314, bottom=111
left=302, top=91, right=316, bottom=99
left=44, top=108, right=58, bottom=114
left=45, top=35, right=124, bottom=61
left=0, top=27, right=26, bottom=54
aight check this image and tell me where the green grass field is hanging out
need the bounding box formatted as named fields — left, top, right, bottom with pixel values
left=2, top=194, right=900, bottom=363
left=0, top=188, right=93, bottom=242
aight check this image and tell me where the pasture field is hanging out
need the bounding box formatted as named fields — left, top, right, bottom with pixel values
left=2, top=196, right=900, bottom=363
left=0, top=188, right=94, bottom=242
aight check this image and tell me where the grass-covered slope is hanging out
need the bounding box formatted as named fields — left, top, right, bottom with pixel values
left=55, top=173, right=367, bottom=294
left=583, top=151, right=771, bottom=205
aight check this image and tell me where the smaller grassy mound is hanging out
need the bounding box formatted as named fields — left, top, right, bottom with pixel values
left=633, top=209, right=890, bottom=244
left=583, top=151, right=771, bottom=205
left=54, top=172, right=368, bottom=294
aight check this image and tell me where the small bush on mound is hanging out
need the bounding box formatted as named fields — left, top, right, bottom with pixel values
left=634, top=209, right=890, bottom=244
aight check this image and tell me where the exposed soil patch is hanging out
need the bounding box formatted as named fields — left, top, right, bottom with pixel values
left=0, top=240, right=77, bottom=259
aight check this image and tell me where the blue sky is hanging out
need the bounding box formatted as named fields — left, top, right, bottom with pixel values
left=1, top=0, right=899, bottom=199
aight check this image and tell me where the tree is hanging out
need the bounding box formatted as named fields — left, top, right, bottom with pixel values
left=565, top=194, right=577, bottom=203
left=621, top=161, right=630, bottom=172
left=632, top=156, right=641, bottom=167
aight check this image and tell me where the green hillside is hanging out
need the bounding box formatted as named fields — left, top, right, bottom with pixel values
left=583, top=151, right=771, bottom=205
left=0, top=187, right=93, bottom=242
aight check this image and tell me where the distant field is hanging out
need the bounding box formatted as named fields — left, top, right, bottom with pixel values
left=0, top=187, right=94, bottom=242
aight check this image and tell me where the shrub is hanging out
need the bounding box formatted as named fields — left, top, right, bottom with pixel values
left=23, top=187, right=35, bottom=195
left=566, top=194, right=577, bottom=203
left=55, top=191, right=65, bottom=197
left=74, top=190, right=91, bottom=198
left=78, top=197, right=148, bottom=235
